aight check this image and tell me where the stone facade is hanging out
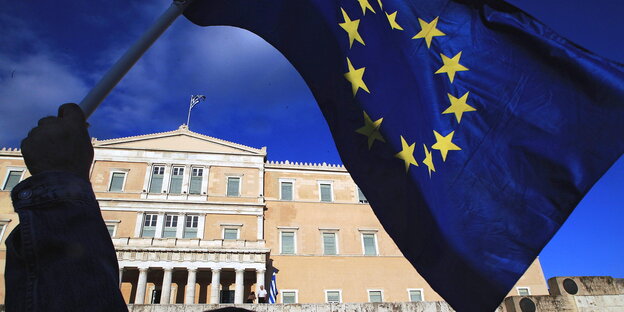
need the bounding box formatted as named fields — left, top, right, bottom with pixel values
left=0, top=126, right=548, bottom=305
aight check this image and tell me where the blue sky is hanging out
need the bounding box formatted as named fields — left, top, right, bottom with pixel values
left=1, top=0, right=622, bottom=281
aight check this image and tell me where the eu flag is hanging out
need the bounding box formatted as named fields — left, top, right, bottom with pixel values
left=184, top=0, right=624, bottom=310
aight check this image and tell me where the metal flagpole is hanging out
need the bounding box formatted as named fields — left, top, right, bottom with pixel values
left=186, top=95, right=193, bottom=126
left=79, top=0, right=194, bottom=119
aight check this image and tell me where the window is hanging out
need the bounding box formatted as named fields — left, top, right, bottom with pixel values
left=106, top=224, right=116, bottom=237
left=3, top=170, right=23, bottom=191
left=281, top=290, right=298, bottom=304
left=189, top=168, right=203, bottom=194
left=325, top=290, right=341, bottom=303
left=319, top=183, right=332, bottom=202
left=163, top=215, right=178, bottom=238
left=0, top=221, right=10, bottom=241
left=169, top=167, right=184, bottom=194
left=280, top=181, right=293, bottom=200
left=226, top=177, right=240, bottom=197
left=322, top=232, right=338, bottom=255
left=184, top=215, right=199, bottom=238
left=357, top=187, right=368, bottom=203
left=223, top=228, right=239, bottom=240
left=149, top=166, right=165, bottom=193
left=281, top=231, right=295, bottom=254
left=108, top=172, right=126, bottom=192
left=142, top=214, right=158, bottom=237
left=362, top=233, right=377, bottom=255
left=517, top=287, right=531, bottom=296
left=408, top=289, right=423, bottom=302
left=368, top=290, right=383, bottom=303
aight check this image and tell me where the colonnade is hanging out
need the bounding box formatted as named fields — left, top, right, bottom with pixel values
left=120, top=266, right=266, bottom=304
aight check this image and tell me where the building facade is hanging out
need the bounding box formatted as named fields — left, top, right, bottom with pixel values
left=0, top=125, right=548, bottom=304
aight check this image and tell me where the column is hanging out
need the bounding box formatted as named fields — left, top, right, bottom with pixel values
left=210, top=268, right=221, bottom=304
left=134, top=212, right=144, bottom=237
left=155, top=212, right=165, bottom=238
left=257, top=215, right=264, bottom=240
left=234, top=268, right=245, bottom=304
left=255, top=269, right=265, bottom=295
left=135, top=267, right=149, bottom=304
left=176, top=212, right=185, bottom=238
left=118, top=267, right=124, bottom=288
left=160, top=267, right=173, bottom=304
left=185, top=267, right=198, bottom=304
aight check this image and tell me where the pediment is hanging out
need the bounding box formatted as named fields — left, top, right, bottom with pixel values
left=93, top=126, right=265, bottom=156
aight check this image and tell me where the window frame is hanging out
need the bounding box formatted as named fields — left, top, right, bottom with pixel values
left=324, top=290, right=342, bottom=303
left=357, top=186, right=368, bottom=204
left=163, top=214, right=179, bottom=238
left=2, top=168, right=25, bottom=191
left=279, top=178, right=295, bottom=201
left=407, top=288, right=425, bottom=302
left=367, top=289, right=384, bottom=303
left=279, top=229, right=298, bottom=255
left=107, top=170, right=128, bottom=192
left=220, top=223, right=243, bottom=240
left=320, top=229, right=339, bottom=255
left=0, top=219, right=11, bottom=242
left=226, top=176, right=241, bottom=197
left=318, top=181, right=334, bottom=202
left=141, top=213, right=158, bottom=237
left=516, top=287, right=531, bottom=296
left=189, top=167, right=204, bottom=195
left=280, top=289, right=298, bottom=304
left=360, top=230, right=379, bottom=256
left=183, top=215, right=199, bottom=238
left=148, top=165, right=166, bottom=193
left=104, top=220, right=120, bottom=238
left=168, top=166, right=185, bottom=194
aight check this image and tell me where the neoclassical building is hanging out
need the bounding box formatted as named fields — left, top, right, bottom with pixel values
left=0, top=125, right=548, bottom=304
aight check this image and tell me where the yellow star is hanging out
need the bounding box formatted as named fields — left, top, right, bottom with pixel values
left=344, top=58, right=370, bottom=97
left=356, top=111, right=385, bottom=149
left=339, top=8, right=365, bottom=48
left=385, top=11, right=404, bottom=30
left=395, top=136, right=419, bottom=172
left=422, top=144, right=435, bottom=177
left=431, top=130, right=461, bottom=161
left=435, top=52, right=469, bottom=83
left=443, top=92, right=476, bottom=123
left=377, top=0, right=383, bottom=10
left=357, top=0, right=376, bottom=15
left=412, top=17, right=446, bottom=48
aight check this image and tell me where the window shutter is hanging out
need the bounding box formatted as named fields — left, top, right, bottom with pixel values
left=3, top=171, right=22, bottom=191
left=109, top=172, right=125, bottom=191
left=323, top=232, right=336, bottom=255
left=281, top=232, right=295, bottom=254
left=224, top=228, right=238, bottom=240
left=409, top=290, right=423, bottom=302
left=227, top=177, right=240, bottom=196
left=363, top=234, right=377, bottom=255
left=369, top=291, right=382, bottom=302
left=189, top=176, right=202, bottom=194
left=320, top=184, right=332, bottom=202
left=283, top=292, right=296, bottom=304
left=281, top=182, right=293, bottom=200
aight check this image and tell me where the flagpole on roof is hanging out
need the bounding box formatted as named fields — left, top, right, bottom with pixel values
left=186, top=94, right=206, bottom=128
left=79, top=0, right=194, bottom=119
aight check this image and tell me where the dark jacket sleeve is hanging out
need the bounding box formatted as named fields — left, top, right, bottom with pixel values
left=4, top=171, right=128, bottom=312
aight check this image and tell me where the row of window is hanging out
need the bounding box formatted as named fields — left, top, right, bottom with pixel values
left=279, top=180, right=368, bottom=203
left=279, top=287, right=531, bottom=304
left=278, top=289, right=424, bottom=304
left=280, top=229, right=379, bottom=256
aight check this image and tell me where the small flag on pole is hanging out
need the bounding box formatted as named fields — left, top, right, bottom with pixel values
left=268, top=271, right=278, bottom=304
left=186, top=94, right=206, bottom=127
left=190, top=94, right=206, bottom=109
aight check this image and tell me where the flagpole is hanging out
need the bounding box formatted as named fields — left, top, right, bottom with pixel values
left=79, top=0, right=194, bottom=119
left=186, top=95, right=193, bottom=126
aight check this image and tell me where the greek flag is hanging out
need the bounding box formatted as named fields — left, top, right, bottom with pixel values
left=268, top=271, right=278, bottom=303
left=189, top=94, right=206, bottom=109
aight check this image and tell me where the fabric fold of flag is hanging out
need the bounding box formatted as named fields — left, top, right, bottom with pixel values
left=269, top=271, right=278, bottom=304
left=184, top=0, right=624, bottom=310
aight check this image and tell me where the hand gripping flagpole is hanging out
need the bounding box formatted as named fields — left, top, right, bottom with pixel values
left=79, top=0, right=194, bottom=119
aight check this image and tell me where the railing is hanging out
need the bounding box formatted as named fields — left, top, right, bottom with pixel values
left=113, top=237, right=267, bottom=249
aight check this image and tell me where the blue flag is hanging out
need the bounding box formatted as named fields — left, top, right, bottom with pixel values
left=184, top=0, right=624, bottom=310
left=269, top=271, right=278, bottom=304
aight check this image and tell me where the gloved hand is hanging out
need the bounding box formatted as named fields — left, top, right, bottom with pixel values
left=21, top=103, right=94, bottom=181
